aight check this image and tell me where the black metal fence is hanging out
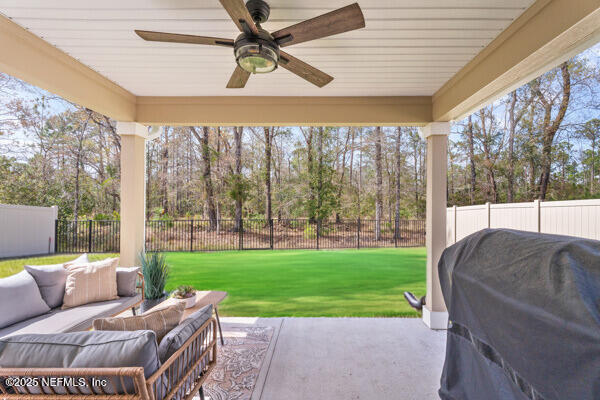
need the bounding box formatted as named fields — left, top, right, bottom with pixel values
left=56, top=218, right=425, bottom=253
left=55, top=220, right=120, bottom=253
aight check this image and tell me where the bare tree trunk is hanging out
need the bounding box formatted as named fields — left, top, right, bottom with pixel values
left=234, top=126, right=243, bottom=231
left=536, top=62, right=571, bottom=200
left=592, top=135, right=596, bottom=194
left=349, top=128, right=355, bottom=186
left=395, top=127, right=402, bottom=225
left=146, top=144, right=152, bottom=218
left=412, top=135, right=419, bottom=216
left=506, top=90, right=531, bottom=203
left=215, top=127, right=222, bottom=232
left=191, top=127, right=217, bottom=230
left=264, top=127, right=272, bottom=224
left=358, top=129, right=363, bottom=217
left=335, top=127, right=351, bottom=222
left=479, top=109, right=499, bottom=203
left=375, top=126, right=383, bottom=241
left=72, top=116, right=90, bottom=221
left=507, top=92, right=517, bottom=203
left=467, top=116, right=477, bottom=204
left=160, top=127, right=169, bottom=214
left=317, top=127, right=324, bottom=220
left=302, top=127, right=316, bottom=222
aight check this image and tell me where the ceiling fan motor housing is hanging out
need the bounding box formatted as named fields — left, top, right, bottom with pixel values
left=234, top=28, right=280, bottom=73
left=246, top=0, right=271, bottom=24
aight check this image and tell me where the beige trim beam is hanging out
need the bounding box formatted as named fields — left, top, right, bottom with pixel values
left=0, top=15, right=136, bottom=121
left=433, top=0, right=600, bottom=122
left=135, top=96, right=433, bottom=126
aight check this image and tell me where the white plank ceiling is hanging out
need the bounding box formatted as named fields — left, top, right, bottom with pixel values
left=0, top=0, right=535, bottom=97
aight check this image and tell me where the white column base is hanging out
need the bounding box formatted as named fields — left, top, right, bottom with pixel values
left=422, top=306, right=449, bottom=330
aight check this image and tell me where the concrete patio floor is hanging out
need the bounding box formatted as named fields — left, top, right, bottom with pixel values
left=219, top=317, right=447, bottom=400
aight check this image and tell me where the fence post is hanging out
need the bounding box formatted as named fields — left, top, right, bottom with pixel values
left=357, top=217, right=361, bottom=249
left=239, top=218, right=244, bottom=250
left=88, top=220, right=92, bottom=253
left=394, top=218, right=399, bottom=247
left=270, top=219, right=274, bottom=250
left=54, top=219, right=58, bottom=253
left=316, top=219, right=320, bottom=250
left=189, top=219, right=194, bottom=252
left=486, top=202, right=491, bottom=228
left=534, top=199, right=541, bottom=233
left=453, top=205, right=458, bottom=244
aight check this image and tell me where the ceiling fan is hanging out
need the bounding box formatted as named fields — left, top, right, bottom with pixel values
left=134, top=0, right=365, bottom=88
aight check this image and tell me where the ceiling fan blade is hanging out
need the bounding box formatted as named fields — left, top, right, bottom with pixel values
left=272, top=3, right=365, bottom=47
left=135, top=30, right=234, bottom=47
left=279, top=51, right=333, bottom=88
left=218, top=0, right=260, bottom=36
left=226, top=66, right=251, bottom=88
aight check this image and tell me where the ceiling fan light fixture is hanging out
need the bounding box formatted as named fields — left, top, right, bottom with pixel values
left=234, top=30, right=279, bottom=74
left=235, top=44, right=278, bottom=73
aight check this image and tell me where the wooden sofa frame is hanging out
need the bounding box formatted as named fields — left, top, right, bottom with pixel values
left=0, top=316, right=218, bottom=400
left=127, top=272, right=145, bottom=316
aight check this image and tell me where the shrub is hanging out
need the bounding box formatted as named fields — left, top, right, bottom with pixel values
left=93, top=213, right=111, bottom=221
left=139, top=251, right=170, bottom=300
left=303, top=224, right=316, bottom=239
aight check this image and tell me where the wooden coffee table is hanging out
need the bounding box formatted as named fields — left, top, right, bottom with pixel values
left=157, top=291, right=228, bottom=345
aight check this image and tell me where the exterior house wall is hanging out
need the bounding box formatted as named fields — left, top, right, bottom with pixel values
left=0, top=204, right=57, bottom=258
left=447, top=199, right=600, bottom=245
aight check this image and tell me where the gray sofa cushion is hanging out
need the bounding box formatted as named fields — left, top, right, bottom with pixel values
left=63, top=253, right=90, bottom=266
left=0, top=295, right=142, bottom=339
left=0, top=271, right=50, bottom=329
left=23, top=263, right=67, bottom=308
left=24, top=254, right=90, bottom=308
left=116, top=267, right=140, bottom=297
left=0, top=330, right=160, bottom=394
left=158, top=304, right=213, bottom=363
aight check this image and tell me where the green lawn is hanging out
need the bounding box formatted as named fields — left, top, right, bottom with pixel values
left=0, top=248, right=426, bottom=317
left=0, top=254, right=118, bottom=278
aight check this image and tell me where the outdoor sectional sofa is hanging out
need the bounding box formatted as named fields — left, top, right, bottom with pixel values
left=0, top=313, right=218, bottom=400
left=0, top=257, right=144, bottom=339
left=0, top=256, right=218, bottom=400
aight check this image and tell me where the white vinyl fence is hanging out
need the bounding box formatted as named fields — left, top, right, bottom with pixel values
left=447, top=199, right=600, bottom=245
left=0, top=204, right=58, bottom=258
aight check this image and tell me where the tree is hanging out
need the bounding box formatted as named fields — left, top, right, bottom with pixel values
left=301, top=127, right=317, bottom=221
left=533, top=62, right=571, bottom=200
left=578, top=119, right=600, bottom=193
left=477, top=106, right=502, bottom=203
left=2, top=47, right=600, bottom=223
left=69, top=110, right=91, bottom=221
left=373, top=127, right=383, bottom=240
left=233, top=126, right=244, bottom=231
left=190, top=126, right=217, bottom=230
left=466, top=115, right=477, bottom=204
left=311, top=127, right=337, bottom=221
left=394, top=127, right=402, bottom=226
left=263, top=127, right=273, bottom=223
left=335, top=127, right=351, bottom=222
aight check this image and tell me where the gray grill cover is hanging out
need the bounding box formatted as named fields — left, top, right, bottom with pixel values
left=438, top=229, right=600, bottom=400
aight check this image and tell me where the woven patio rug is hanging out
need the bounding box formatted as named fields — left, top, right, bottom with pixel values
left=200, top=325, right=274, bottom=400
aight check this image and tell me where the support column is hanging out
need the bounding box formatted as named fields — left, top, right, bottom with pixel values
left=420, top=122, right=450, bottom=329
left=118, top=122, right=149, bottom=267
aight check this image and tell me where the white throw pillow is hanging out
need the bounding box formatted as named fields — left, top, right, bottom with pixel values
left=62, top=258, right=119, bottom=309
